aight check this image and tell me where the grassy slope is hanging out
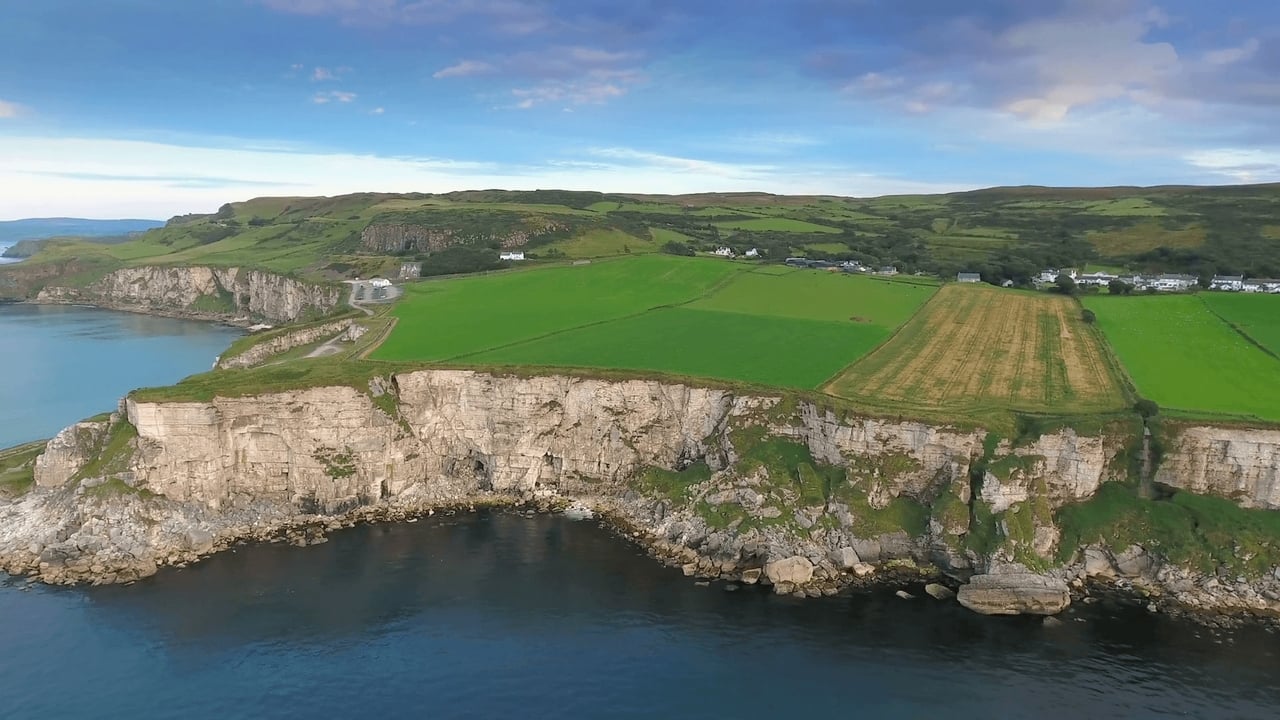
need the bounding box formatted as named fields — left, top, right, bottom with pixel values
left=1199, top=293, right=1280, bottom=357
left=1083, top=294, right=1280, bottom=421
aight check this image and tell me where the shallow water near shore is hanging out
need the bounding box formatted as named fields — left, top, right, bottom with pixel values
left=0, top=304, right=240, bottom=447
left=1, top=512, right=1277, bottom=719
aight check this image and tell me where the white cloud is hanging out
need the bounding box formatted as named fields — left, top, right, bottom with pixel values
left=0, top=100, right=24, bottom=119
left=0, top=135, right=974, bottom=219
left=370, top=107, right=385, bottom=115
left=1184, top=148, right=1280, bottom=183
left=433, top=60, right=494, bottom=79
left=1202, top=39, right=1260, bottom=67
left=312, top=90, right=357, bottom=104
left=312, top=66, right=336, bottom=81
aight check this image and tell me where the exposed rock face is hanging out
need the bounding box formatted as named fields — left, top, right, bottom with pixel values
left=35, top=266, right=340, bottom=323
left=34, top=421, right=108, bottom=488
left=957, top=573, right=1072, bottom=615
left=6, top=369, right=1280, bottom=621
left=360, top=220, right=565, bottom=254
left=217, top=319, right=357, bottom=369
left=1157, top=426, right=1280, bottom=509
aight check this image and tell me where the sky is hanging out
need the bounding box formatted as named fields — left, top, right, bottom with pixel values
left=2, top=0, right=1279, bottom=219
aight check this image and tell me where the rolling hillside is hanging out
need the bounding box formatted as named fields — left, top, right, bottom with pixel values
left=3, top=184, right=1279, bottom=299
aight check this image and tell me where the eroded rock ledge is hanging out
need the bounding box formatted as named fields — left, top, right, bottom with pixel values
left=34, top=266, right=340, bottom=324
left=3, top=370, right=1280, bottom=621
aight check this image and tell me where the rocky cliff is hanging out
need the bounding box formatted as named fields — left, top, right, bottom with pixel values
left=360, top=217, right=569, bottom=254
left=4, top=370, right=1280, bottom=620
left=34, top=266, right=341, bottom=323
left=216, top=319, right=361, bottom=369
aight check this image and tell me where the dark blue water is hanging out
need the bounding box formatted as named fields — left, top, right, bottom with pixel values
left=0, top=304, right=241, bottom=447
left=1, top=512, right=1277, bottom=719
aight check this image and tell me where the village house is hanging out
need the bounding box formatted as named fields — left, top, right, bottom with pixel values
left=956, top=272, right=981, bottom=283
left=1151, top=274, right=1197, bottom=292
left=1077, top=272, right=1118, bottom=287
left=1210, top=275, right=1243, bottom=291
left=369, top=277, right=392, bottom=288
left=499, top=251, right=526, bottom=261
left=744, top=248, right=760, bottom=258
left=712, top=246, right=735, bottom=258
left=877, top=266, right=899, bottom=276
left=1243, top=278, right=1280, bottom=293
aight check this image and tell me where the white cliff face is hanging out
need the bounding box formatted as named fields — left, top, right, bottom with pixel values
left=1157, top=426, right=1280, bottom=509
left=34, top=266, right=340, bottom=323
left=10, top=368, right=1280, bottom=619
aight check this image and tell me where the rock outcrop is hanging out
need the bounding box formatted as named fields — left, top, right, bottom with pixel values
left=957, top=573, right=1072, bottom=615
left=216, top=319, right=359, bottom=369
left=360, top=218, right=567, bottom=254
left=35, top=266, right=340, bottom=323
left=4, top=370, right=1280, bottom=621
left=1156, top=425, right=1280, bottom=509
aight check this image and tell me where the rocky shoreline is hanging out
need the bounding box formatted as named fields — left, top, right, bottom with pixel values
left=3, top=369, right=1280, bottom=627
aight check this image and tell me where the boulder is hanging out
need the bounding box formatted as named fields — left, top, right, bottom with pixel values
left=924, top=582, right=955, bottom=600
left=829, top=547, right=860, bottom=570
left=1113, top=545, right=1154, bottom=578
left=740, top=568, right=762, bottom=585
left=1083, top=547, right=1116, bottom=578
left=957, top=573, right=1071, bottom=616
left=764, top=556, right=814, bottom=586
left=852, top=562, right=876, bottom=577
left=895, top=590, right=915, bottom=600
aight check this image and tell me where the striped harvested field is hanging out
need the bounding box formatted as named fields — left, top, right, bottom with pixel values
left=826, top=284, right=1127, bottom=416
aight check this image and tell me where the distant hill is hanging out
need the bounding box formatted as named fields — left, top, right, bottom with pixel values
left=0, top=218, right=164, bottom=245
left=4, top=184, right=1280, bottom=293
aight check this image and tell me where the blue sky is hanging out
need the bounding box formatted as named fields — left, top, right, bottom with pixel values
left=2, top=0, right=1279, bottom=218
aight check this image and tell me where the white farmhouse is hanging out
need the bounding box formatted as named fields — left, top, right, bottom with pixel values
left=500, top=251, right=526, bottom=261
left=1077, top=272, right=1118, bottom=287
left=956, top=272, right=981, bottom=283
left=1210, top=274, right=1243, bottom=291
left=369, top=277, right=392, bottom=288
left=712, top=246, right=735, bottom=258
left=744, top=248, right=760, bottom=258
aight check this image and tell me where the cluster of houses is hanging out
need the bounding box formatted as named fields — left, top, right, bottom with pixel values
left=712, top=246, right=760, bottom=258
left=499, top=251, right=526, bottom=261
left=986, top=267, right=1280, bottom=293
left=786, top=257, right=899, bottom=275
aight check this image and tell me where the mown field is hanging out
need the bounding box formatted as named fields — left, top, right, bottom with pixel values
left=1200, top=293, right=1280, bottom=357
left=1082, top=295, right=1280, bottom=422
left=373, top=256, right=935, bottom=388
left=827, top=285, right=1127, bottom=419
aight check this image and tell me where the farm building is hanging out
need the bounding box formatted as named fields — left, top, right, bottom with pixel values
left=500, top=251, right=526, bottom=261
left=1210, top=275, right=1244, bottom=291
left=744, top=248, right=760, bottom=258
left=712, top=247, right=735, bottom=258
left=399, top=262, right=421, bottom=280
left=369, top=277, right=392, bottom=288
left=877, top=266, right=899, bottom=276
left=956, top=272, right=981, bottom=283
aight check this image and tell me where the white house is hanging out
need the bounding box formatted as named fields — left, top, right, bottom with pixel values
left=500, top=251, right=526, bottom=261
left=877, top=266, right=899, bottom=276
left=1152, top=274, right=1197, bottom=292
left=1077, top=272, right=1118, bottom=287
left=1210, top=274, right=1243, bottom=291
left=1244, top=278, right=1280, bottom=293
left=957, top=272, right=981, bottom=283
left=744, top=248, right=760, bottom=258
left=369, top=277, right=392, bottom=288
left=712, top=246, right=735, bottom=258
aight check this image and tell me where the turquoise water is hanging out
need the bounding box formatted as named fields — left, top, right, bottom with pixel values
left=0, top=304, right=240, bottom=447
left=2, top=512, right=1278, bottom=719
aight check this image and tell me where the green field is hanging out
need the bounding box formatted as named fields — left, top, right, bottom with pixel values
left=374, top=256, right=739, bottom=361
left=689, top=268, right=934, bottom=326
left=1200, top=293, right=1280, bottom=357
left=714, top=218, right=842, bottom=233
left=373, top=255, right=934, bottom=388
left=1083, top=295, right=1280, bottom=421
left=468, top=307, right=885, bottom=388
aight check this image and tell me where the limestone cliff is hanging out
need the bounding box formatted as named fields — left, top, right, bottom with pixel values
left=360, top=217, right=569, bottom=254
left=1156, top=425, right=1280, bottom=509
left=216, top=319, right=362, bottom=369
left=4, top=370, right=1280, bottom=620
left=34, top=266, right=340, bottom=323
